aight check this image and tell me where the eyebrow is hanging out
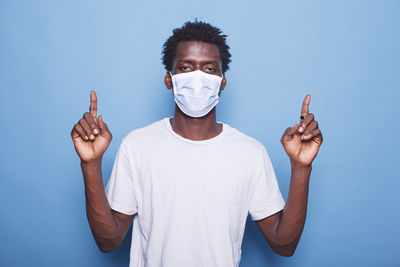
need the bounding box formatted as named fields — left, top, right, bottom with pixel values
left=177, top=59, right=219, bottom=65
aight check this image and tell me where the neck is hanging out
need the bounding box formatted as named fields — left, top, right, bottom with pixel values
left=170, top=105, right=223, bottom=141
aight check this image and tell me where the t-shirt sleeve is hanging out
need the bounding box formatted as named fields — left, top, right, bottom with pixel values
left=105, top=140, right=138, bottom=215
left=248, top=146, right=285, bottom=221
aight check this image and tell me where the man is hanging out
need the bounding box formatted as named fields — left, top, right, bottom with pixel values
left=71, top=20, right=322, bottom=267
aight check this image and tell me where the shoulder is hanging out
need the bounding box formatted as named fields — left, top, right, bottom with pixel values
left=222, top=123, right=268, bottom=156
left=121, top=118, right=167, bottom=147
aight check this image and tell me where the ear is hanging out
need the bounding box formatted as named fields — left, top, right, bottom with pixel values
left=164, top=72, right=172, bottom=90
left=219, top=75, right=227, bottom=91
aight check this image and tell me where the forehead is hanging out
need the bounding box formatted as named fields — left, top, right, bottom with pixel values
left=175, top=41, right=221, bottom=62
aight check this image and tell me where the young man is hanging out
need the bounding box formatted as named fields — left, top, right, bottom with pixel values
left=71, top=21, right=322, bottom=267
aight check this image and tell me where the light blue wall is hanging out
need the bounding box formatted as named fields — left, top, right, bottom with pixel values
left=1, top=1, right=399, bottom=266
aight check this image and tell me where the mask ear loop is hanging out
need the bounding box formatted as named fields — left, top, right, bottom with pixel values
left=169, top=71, right=175, bottom=94
left=217, top=73, right=224, bottom=95
left=169, top=71, right=173, bottom=86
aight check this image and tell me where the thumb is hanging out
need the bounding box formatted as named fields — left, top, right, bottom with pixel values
left=281, top=124, right=299, bottom=143
left=98, top=115, right=111, bottom=138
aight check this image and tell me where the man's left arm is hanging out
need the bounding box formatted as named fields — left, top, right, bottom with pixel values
left=255, top=94, right=323, bottom=256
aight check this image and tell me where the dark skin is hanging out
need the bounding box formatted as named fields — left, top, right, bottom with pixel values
left=71, top=40, right=323, bottom=256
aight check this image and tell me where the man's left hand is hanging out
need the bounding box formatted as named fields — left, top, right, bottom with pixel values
left=281, top=94, right=323, bottom=167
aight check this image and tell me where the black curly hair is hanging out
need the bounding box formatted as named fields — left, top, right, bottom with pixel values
left=162, top=20, right=231, bottom=74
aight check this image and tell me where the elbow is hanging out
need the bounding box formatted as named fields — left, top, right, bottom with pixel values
left=95, top=237, right=122, bottom=253
left=272, top=246, right=296, bottom=257
left=98, top=244, right=117, bottom=253
left=270, top=240, right=299, bottom=257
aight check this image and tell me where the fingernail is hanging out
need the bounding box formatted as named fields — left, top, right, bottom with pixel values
left=94, top=129, right=99, bottom=135
left=299, top=127, right=304, bottom=133
left=90, top=134, right=95, bottom=140
left=85, top=136, right=89, bottom=140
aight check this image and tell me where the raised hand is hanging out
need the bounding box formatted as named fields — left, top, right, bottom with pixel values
left=71, top=91, right=112, bottom=162
left=281, top=95, right=323, bottom=166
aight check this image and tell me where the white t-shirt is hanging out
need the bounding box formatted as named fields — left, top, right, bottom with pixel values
left=105, top=118, right=285, bottom=267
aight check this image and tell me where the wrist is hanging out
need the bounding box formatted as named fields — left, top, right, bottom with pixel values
left=80, top=157, right=103, bottom=184
left=290, top=159, right=312, bottom=178
left=290, top=159, right=312, bottom=169
left=81, top=157, right=102, bottom=168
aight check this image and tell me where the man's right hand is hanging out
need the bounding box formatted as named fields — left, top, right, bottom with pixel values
left=71, top=90, right=112, bottom=162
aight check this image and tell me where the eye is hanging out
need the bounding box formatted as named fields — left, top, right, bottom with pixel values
left=179, top=66, right=191, bottom=72
left=205, top=67, right=217, bottom=72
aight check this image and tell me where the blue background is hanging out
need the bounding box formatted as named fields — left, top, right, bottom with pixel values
left=1, top=0, right=399, bottom=266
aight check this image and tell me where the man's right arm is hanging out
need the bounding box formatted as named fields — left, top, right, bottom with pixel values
left=81, top=159, right=133, bottom=253
left=71, top=91, right=133, bottom=253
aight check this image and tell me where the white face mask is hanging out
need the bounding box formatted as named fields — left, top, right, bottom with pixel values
left=170, top=70, right=223, bottom=118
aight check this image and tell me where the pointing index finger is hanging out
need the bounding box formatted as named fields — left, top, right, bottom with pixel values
left=300, top=94, right=311, bottom=118
left=89, top=90, right=97, bottom=118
